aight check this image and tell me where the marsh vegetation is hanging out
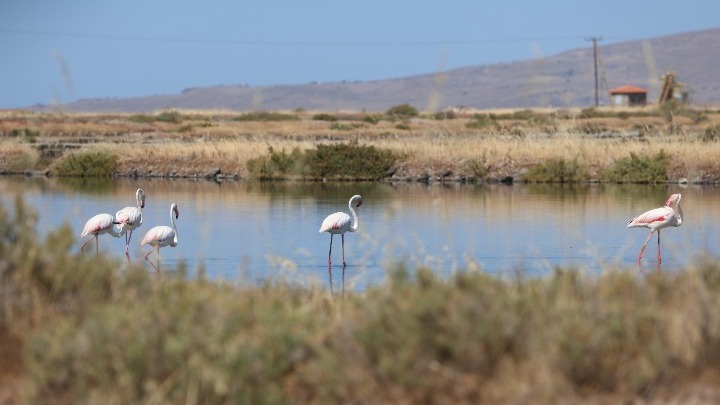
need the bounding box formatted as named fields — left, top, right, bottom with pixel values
left=1, top=104, right=720, bottom=183
left=1, top=197, right=720, bottom=403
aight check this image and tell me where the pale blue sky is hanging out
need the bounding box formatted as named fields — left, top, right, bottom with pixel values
left=0, top=1, right=717, bottom=109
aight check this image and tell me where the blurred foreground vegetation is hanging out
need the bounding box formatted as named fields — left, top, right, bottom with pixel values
left=2, top=198, right=720, bottom=404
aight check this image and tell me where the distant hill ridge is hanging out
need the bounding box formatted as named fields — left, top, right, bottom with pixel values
left=49, top=28, right=720, bottom=113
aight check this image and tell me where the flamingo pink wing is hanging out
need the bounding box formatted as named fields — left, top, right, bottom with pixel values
left=319, top=212, right=351, bottom=233
left=81, top=213, right=114, bottom=237
left=141, top=226, right=174, bottom=246
left=628, top=206, right=672, bottom=227
left=116, top=207, right=141, bottom=227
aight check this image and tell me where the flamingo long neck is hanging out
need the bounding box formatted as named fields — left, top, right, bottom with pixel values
left=137, top=195, right=144, bottom=225
left=170, top=208, right=179, bottom=244
left=675, top=201, right=683, bottom=226
left=348, top=201, right=359, bottom=232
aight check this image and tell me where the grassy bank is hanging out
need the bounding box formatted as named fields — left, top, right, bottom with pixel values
left=1, top=105, right=720, bottom=183
left=2, top=199, right=720, bottom=403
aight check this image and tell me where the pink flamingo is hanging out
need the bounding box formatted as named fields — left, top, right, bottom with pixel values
left=627, top=193, right=683, bottom=263
left=319, top=195, right=362, bottom=266
left=140, top=203, right=179, bottom=271
left=115, top=188, right=145, bottom=255
left=80, top=213, right=125, bottom=256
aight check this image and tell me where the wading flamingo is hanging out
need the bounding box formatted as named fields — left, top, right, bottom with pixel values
left=116, top=188, right=145, bottom=255
left=319, top=195, right=362, bottom=267
left=80, top=213, right=125, bottom=256
left=141, top=203, right=179, bottom=271
left=627, top=193, right=683, bottom=263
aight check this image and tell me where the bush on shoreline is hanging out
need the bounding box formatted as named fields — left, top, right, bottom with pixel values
left=55, top=152, right=118, bottom=177
left=524, top=158, right=588, bottom=183
left=246, top=142, right=397, bottom=180
left=601, top=151, right=669, bottom=184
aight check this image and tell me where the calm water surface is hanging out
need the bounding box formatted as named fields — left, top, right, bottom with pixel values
left=1, top=177, right=718, bottom=292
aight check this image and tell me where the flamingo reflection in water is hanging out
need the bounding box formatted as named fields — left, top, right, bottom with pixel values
left=328, top=267, right=346, bottom=296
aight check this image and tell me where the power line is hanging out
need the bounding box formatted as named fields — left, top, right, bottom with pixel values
left=0, top=27, right=585, bottom=47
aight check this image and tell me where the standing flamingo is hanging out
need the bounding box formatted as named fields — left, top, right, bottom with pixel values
left=80, top=213, right=125, bottom=256
left=627, top=193, right=683, bottom=263
left=140, top=203, right=179, bottom=271
left=319, top=195, right=362, bottom=267
left=116, top=188, right=145, bottom=255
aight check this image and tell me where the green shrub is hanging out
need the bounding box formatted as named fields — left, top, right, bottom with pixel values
left=329, top=122, right=364, bottom=131
left=55, top=152, right=118, bottom=178
left=431, top=111, right=457, bottom=120
left=232, top=111, right=299, bottom=122
left=10, top=128, right=40, bottom=143
left=304, top=142, right=396, bottom=180
left=386, top=103, right=418, bottom=118
left=601, top=151, right=669, bottom=183
left=246, top=147, right=303, bottom=180
left=466, top=114, right=498, bottom=130
left=129, top=110, right=184, bottom=124
left=524, top=158, right=587, bottom=183
left=700, top=124, right=720, bottom=142
left=312, top=113, right=338, bottom=122
left=361, top=115, right=383, bottom=124
left=579, top=107, right=602, bottom=119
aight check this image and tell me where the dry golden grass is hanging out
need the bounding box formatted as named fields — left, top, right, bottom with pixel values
left=1, top=107, right=720, bottom=180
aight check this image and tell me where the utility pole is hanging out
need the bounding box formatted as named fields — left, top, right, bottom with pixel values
left=585, top=36, right=603, bottom=107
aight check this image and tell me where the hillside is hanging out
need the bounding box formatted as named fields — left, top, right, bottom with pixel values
left=43, top=28, right=720, bottom=113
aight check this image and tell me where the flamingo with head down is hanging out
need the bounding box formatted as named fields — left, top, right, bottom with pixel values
left=627, top=193, right=683, bottom=263
left=80, top=213, right=125, bottom=256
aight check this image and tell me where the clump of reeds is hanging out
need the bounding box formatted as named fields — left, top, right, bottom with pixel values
left=55, top=151, right=118, bottom=177
left=232, top=111, right=300, bottom=122
left=601, top=151, right=669, bottom=183
left=129, top=110, right=185, bottom=124
left=246, top=142, right=397, bottom=180
left=3, top=198, right=720, bottom=403
left=523, top=158, right=588, bottom=183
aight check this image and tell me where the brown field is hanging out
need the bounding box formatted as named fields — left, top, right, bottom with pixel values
left=1, top=106, right=720, bottom=182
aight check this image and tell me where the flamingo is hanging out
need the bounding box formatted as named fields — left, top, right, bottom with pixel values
left=627, top=193, right=683, bottom=263
left=80, top=213, right=125, bottom=256
left=115, top=188, right=146, bottom=255
left=140, top=203, right=179, bottom=271
left=319, top=195, right=362, bottom=267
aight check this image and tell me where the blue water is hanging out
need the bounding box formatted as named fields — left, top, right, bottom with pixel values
left=2, top=177, right=718, bottom=292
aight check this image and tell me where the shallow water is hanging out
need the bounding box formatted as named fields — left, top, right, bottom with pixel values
left=1, top=177, right=717, bottom=292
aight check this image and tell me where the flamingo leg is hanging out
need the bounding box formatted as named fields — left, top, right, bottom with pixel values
left=80, top=235, right=97, bottom=256
left=96, top=236, right=100, bottom=256
left=637, top=229, right=655, bottom=262
left=328, top=234, right=334, bottom=266
left=657, top=229, right=662, bottom=263
left=125, top=230, right=134, bottom=254
left=341, top=234, right=346, bottom=267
